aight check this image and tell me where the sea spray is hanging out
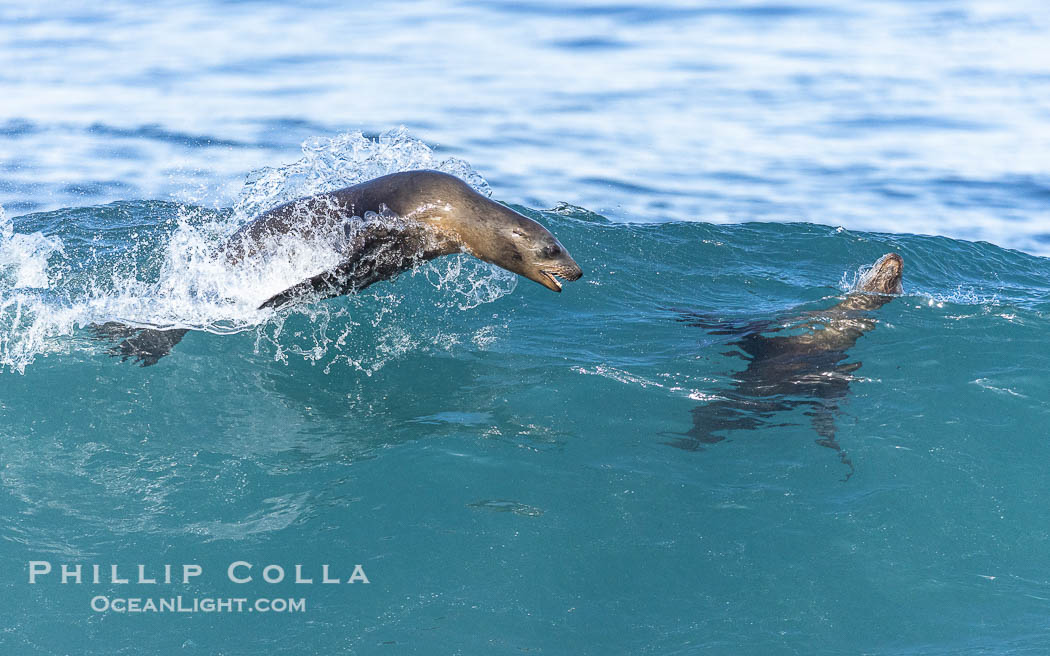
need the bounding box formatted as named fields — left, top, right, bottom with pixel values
left=0, top=204, right=65, bottom=290
left=233, top=127, right=491, bottom=222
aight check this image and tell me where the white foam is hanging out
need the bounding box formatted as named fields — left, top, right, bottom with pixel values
left=0, top=206, right=65, bottom=290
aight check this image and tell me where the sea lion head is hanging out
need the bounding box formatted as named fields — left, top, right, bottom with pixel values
left=856, top=252, right=903, bottom=295
left=491, top=211, right=583, bottom=292
left=405, top=171, right=583, bottom=292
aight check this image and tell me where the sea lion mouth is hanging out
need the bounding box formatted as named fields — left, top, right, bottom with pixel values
left=540, top=270, right=565, bottom=292
left=538, top=267, right=582, bottom=292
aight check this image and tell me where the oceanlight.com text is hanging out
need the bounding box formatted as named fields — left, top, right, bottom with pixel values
left=91, top=596, right=307, bottom=613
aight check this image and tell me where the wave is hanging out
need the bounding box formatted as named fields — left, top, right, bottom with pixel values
left=2, top=129, right=1049, bottom=375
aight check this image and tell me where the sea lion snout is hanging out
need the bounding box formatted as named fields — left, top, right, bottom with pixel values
left=535, top=255, right=583, bottom=292
left=530, top=261, right=582, bottom=292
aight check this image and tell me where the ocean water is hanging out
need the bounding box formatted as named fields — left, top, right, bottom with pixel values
left=2, top=1, right=1050, bottom=654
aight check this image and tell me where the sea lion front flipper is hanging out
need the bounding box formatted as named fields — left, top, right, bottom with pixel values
left=90, top=321, right=141, bottom=341
left=807, top=400, right=855, bottom=482
left=258, top=262, right=365, bottom=310
left=114, top=328, right=189, bottom=366
left=258, top=226, right=427, bottom=310
left=259, top=272, right=338, bottom=310
left=90, top=323, right=189, bottom=366
left=672, top=310, right=781, bottom=337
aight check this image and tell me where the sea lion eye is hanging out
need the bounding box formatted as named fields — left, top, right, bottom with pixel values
left=541, top=245, right=561, bottom=258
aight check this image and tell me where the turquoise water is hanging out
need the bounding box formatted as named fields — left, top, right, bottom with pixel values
left=3, top=1, right=1050, bottom=654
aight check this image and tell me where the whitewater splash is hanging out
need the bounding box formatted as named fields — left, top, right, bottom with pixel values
left=838, top=257, right=1005, bottom=308
left=0, top=129, right=517, bottom=374
left=0, top=205, right=64, bottom=290
left=233, top=127, right=492, bottom=221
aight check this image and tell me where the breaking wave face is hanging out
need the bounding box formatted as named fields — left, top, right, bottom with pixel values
left=0, top=128, right=517, bottom=374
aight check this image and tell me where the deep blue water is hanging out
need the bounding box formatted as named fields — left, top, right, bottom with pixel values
left=2, top=1, right=1050, bottom=654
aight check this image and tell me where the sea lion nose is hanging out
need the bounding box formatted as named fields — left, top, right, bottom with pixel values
left=563, top=259, right=583, bottom=281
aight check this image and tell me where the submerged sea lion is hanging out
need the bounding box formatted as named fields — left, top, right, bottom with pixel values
left=97, top=170, right=583, bottom=365
left=674, top=253, right=904, bottom=478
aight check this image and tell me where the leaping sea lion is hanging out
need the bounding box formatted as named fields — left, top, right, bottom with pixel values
left=96, top=170, right=583, bottom=365
left=673, top=253, right=904, bottom=479
left=229, top=169, right=583, bottom=306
